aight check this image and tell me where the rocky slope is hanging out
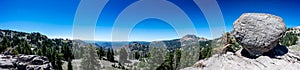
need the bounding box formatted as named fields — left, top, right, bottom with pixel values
left=0, top=54, right=52, bottom=70
left=0, top=29, right=74, bottom=54
left=182, top=49, right=300, bottom=70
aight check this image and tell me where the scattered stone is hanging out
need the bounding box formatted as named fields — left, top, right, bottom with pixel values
left=0, top=54, right=53, bottom=70
left=181, top=50, right=300, bottom=70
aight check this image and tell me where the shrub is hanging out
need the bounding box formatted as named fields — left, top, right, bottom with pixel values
left=280, top=32, right=298, bottom=46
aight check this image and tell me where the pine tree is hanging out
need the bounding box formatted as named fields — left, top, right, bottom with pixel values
left=134, top=51, right=140, bottom=60
left=56, top=53, right=64, bottom=70
left=62, top=43, right=73, bottom=61
left=198, top=46, right=212, bottom=60
left=37, top=49, right=43, bottom=56
left=111, top=48, right=115, bottom=61
left=67, top=59, right=73, bottom=70
left=160, top=51, right=174, bottom=70
left=44, top=46, right=64, bottom=70
left=149, top=48, right=164, bottom=70
left=106, top=48, right=114, bottom=61
left=16, top=39, right=33, bottom=55
left=0, top=36, right=10, bottom=52
left=174, top=49, right=181, bottom=70
left=119, top=48, right=128, bottom=64
left=81, top=45, right=100, bottom=70
left=281, top=32, right=298, bottom=46
left=97, top=47, right=105, bottom=60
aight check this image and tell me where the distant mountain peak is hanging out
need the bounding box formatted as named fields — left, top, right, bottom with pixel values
left=294, top=26, right=300, bottom=29
left=182, top=34, right=198, bottom=39
left=180, top=34, right=208, bottom=47
left=181, top=34, right=208, bottom=42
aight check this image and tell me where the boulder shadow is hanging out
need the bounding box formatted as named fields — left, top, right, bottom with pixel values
left=241, top=49, right=259, bottom=59
left=241, top=44, right=288, bottom=59
left=263, top=44, right=288, bottom=58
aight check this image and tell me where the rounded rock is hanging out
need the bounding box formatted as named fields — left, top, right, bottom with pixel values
left=232, top=13, right=286, bottom=56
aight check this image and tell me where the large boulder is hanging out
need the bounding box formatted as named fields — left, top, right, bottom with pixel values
left=232, top=13, right=286, bottom=56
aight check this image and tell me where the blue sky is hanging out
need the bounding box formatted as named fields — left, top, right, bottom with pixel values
left=0, top=0, right=299, bottom=41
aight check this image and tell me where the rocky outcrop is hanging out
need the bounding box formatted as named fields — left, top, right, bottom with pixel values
left=181, top=49, right=300, bottom=70
left=0, top=54, right=53, bottom=70
left=232, top=13, right=286, bottom=56
left=182, top=13, right=300, bottom=70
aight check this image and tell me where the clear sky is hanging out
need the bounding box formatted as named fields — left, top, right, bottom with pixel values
left=0, top=0, right=300, bottom=41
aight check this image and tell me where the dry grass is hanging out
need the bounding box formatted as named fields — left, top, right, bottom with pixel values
left=289, top=45, right=300, bottom=51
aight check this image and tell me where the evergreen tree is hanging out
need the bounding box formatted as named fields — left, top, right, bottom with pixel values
left=62, top=43, right=73, bottom=61
left=45, top=46, right=63, bottom=70
left=281, top=32, right=298, bottom=46
left=67, top=59, right=73, bottom=70
left=198, top=46, right=212, bottom=60
left=119, top=48, right=128, bottom=64
left=0, top=36, right=10, bottom=52
left=16, top=39, right=33, bottom=55
left=36, top=49, right=43, bottom=56
left=149, top=48, right=164, bottom=70
left=134, top=51, right=140, bottom=60
left=174, top=49, right=181, bottom=70
left=56, top=53, right=64, bottom=70
left=81, top=45, right=100, bottom=70
left=111, top=48, right=115, bottom=61
left=97, top=47, right=105, bottom=59
left=159, top=51, right=174, bottom=70
left=106, top=48, right=114, bottom=61
left=41, top=40, right=52, bottom=56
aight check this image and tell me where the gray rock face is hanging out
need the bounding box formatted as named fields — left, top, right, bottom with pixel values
left=181, top=50, right=300, bottom=70
left=232, top=13, right=286, bottom=56
left=0, top=54, right=53, bottom=70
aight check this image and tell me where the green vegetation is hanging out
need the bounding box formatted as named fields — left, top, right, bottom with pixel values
left=148, top=47, right=165, bottom=70
left=0, top=30, right=74, bottom=70
left=67, top=59, right=73, bottom=70
left=198, top=41, right=212, bottom=60
left=174, top=49, right=181, bottom=70
left=198, top=46, right=212, bottom=60
left=81, top=45, right=100, bottom=70
left=119, top=48, right=128, bottom=64
left=222, top=32, right=241, bottom=53
left=126, top=40, right=213, bottom=70
left=39, top=39, right=73, bottom=70
left=157, top=49, right=181, bottom=70
left=157, top=50, right=174, bottom=70
left=96, top=47, right=105, bottom=60
left=62, top=42, right=74, bottom=61
left=106, top=48, right=115, bottom=61
left=280, top=32, right=298, bottom=46
left=128, top=42, right=150, bottom=60
left=0, top=36, right=11, bottom=53
left=15, top=39, right=34, bottom=55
